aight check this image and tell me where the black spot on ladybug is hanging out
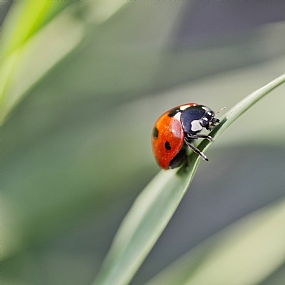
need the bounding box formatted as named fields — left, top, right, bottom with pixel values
left=168, top=108, right=180, bottom=117
left=164, top=141, right=171, bottom=150
left=153, top=127, right=159, bottom=139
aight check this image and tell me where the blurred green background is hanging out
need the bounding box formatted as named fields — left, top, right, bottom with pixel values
left=2, top=1, right=285, bottom=284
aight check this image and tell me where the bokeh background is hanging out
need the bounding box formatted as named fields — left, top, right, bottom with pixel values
left=2, top=1, right=285, bottom=284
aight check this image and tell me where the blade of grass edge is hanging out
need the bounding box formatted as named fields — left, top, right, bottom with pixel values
left=144, top=198, right=285, bottom=285
left=92, top=159, right=201, bottom=285
left=92, top=73, right=285, bottom=285
left=203, top=73, right=285, bottom=146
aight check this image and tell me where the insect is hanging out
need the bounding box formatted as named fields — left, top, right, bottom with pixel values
left=151, top=103, right=222, bottom=169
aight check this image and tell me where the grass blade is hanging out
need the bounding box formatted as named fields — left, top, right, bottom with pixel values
left=145, top=198, right=285, bottom=285
left=92, top=165, right=199, bottom=285
left=92, top=73, right=285, bottom=285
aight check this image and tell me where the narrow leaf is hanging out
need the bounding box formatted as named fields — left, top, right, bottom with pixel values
left=92, top=73, right=285, bottom=285
left=145, top=198, right=285, bottom=285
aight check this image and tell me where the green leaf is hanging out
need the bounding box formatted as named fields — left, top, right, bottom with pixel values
left=145, top=198, right=285, bottom=285
left=1, top=1, right=78, bottom=121
left=1, top=1, right=129, bottom=122
left=92, top=164, right=198, bottom=285
left=92, top=73, right=285, bottom=285
left=2, top=1, right=69, bottom=58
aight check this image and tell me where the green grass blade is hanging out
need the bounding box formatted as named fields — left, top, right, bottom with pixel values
left=195, top=72, right=285, bottom=157
left=145, top=198, right=285, bottom=285
left=92, top=166, right=199, bottom=285
left=2, top=1, right=68, bottom=58
left=92, top=73, right=285, bottom=285
left=1, top=2, right=74, bottom=122
left=1, top=1, right=130, bottom=122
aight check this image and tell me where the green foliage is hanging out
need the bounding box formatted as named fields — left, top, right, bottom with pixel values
left=2, top=1, right=285, bottom=285
left=92, top=74, right=285, bottom=285
left=145, top=199, right=285, bottom=285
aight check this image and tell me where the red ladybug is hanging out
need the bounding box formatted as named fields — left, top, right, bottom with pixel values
left=151, top=103, right=220, bottom=169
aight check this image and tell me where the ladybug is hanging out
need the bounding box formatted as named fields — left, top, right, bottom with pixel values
left=151, top=103, right=221, bottom=169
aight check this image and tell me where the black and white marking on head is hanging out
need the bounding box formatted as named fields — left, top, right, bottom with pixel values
left=181, top=105, right=207, bottom=133
left=190, top=120, right=203, bottom=132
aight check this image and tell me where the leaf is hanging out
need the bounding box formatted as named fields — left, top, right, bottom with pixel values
left=2, top=1, right=69, bottom=58
left=1, top=1, right=79, bottom=121
left=145, top=198, right=285, bottom=285
left=92, top=73, right=285, bottom=285
left=1, top=1, right=129, bottom=121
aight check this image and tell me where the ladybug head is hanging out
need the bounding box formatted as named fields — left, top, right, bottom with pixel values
left=181, top=105, right=220, bottom=134
left=199, top=108, right=220, bottom=131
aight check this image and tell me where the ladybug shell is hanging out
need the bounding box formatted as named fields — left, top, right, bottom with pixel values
left=152, top=103, right=197, bottom=169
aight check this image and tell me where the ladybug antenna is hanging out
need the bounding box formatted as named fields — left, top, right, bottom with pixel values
left=215, top=107, right=226, bottom=116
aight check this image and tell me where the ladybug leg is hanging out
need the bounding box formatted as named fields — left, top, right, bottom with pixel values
left=186, top=133, right=213, bottom=141
left=184, top=137, right=209, bottom=161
